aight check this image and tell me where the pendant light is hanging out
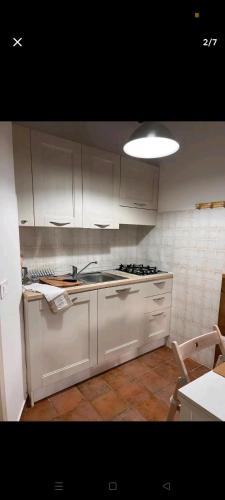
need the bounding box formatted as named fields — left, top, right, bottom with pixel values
left=123, top=121, right=180, bottom=159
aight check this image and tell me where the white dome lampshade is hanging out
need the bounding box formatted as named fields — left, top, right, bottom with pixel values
left=123, top=121, right=180, bottom=159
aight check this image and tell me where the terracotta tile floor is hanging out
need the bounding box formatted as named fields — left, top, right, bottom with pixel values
left=21, top=346, right=210, bottom=422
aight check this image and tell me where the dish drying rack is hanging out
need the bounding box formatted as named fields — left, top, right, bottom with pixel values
left=28, top=264, right=72, bottom=281
left=29, top=267, right=55, bottom=280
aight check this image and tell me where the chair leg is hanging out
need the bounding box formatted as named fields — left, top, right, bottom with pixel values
left=215, top=354, right=225, bottom=367
left=166, top=376, right=187, bottom=421
left=167, top=396, right=179, bottom=421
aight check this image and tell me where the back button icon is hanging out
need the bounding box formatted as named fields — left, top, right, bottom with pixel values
left=162, top=482, right=171, bottom=491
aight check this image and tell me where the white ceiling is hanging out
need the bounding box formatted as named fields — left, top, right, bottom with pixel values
left=15, top=121, right=225, bottom=167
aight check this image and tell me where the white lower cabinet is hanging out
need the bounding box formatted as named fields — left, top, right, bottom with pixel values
left=24, top=278, right=173, bottom=404
left=24, top=290, right=97, bottom=404
left=98, top=283, right=145, bottom=363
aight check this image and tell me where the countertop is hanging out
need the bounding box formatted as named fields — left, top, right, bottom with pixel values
left=23, top=270, right=173, bottom=301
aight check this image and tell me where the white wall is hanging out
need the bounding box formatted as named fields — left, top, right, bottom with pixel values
left=158, top=122, right=225, bottom=212
left=0, top=122, right=26, bottom=420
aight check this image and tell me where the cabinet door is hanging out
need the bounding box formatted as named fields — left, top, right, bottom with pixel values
left=12, top=124, right=34, bottom=226
left=31, top=131, right=82, bottom=227
left=143, top=308, right=171, bottom=344
left=120, top=157, right=159, bottom=210
left=26, top=291, right=97, bottom=388
left=98, top=284, right=144, bottom=363
left=82, top=146, right=120, bottom=229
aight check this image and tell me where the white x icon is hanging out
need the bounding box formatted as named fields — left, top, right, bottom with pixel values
left=13, top=37, right=23, bottom=47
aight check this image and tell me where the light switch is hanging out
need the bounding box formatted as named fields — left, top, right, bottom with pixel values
left=0, top=280, right=8, bottom=300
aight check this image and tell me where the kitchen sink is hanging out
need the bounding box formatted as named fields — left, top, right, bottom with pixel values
left=80, top=272, right=128, bottom=284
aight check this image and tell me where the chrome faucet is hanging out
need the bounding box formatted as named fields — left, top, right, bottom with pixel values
left=22, top=267, right=32, bottom=285
left=72, top=261, right=98, bottom=279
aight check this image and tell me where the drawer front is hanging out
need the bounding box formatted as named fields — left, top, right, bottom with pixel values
left=144, top=308, right=171, bottom=343
left=144, top=292, right=171, bottom=313
left=100, top=282, right=142, bottom=299
left=141, top=278, right=172, bottom=297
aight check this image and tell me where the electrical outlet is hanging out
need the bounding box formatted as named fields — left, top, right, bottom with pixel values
left=0, top=280, right=8, bottom=300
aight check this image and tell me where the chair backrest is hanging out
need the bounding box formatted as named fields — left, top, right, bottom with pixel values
left=171, top=325, right=225, bottom=383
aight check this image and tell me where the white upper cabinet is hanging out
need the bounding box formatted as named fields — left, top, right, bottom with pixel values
left=31, top=131, right=82, bottom=227
left=13, top=124, right=34, bottom=226
left=119, top=157, right=159, bottom=210
left=13, top=126, right=158, bottom=229
left=82, top=145, right=120, bottom=229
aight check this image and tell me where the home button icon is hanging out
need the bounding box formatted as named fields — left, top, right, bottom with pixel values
left=108, top=481, right=118, bottom=491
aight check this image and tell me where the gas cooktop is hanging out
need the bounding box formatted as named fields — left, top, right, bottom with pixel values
left=116, top=264, right=167, bottom=276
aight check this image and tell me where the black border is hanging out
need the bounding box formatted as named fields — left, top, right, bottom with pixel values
left=1, top=5, right=225, bottom=497
left=0, top=4, right=224, bottom=119
left=1, top=421, right=224, bottom=497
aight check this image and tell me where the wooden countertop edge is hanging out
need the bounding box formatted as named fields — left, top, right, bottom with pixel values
left=23, top=272, right=173, bottom=301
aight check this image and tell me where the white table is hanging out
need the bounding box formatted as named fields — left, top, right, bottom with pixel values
left=178, top=371, right=225, bottom=421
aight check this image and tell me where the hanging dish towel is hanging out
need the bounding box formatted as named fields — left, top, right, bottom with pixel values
left=23, top=283, right=73, bottom=313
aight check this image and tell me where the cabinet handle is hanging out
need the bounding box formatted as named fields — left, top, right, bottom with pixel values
left=154, top=281, right=165, bottom=285
left=116, top=288, right=132, bottom=293
left=133, top=203, right=146, bottom=207
left=71, top=297, right=78, bottom=304
left=49, top=221, right=71, bottom=226
left=153, top=297, right=165, bottom=301
left=21, top=220, right=28, bottom=224
left=94, top=224, right=110, bottom=228
left=151, top=312, right=165, bottom=317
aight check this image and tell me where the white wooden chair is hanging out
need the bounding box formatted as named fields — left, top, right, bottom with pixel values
left=167, top=325, right=225, bottom=421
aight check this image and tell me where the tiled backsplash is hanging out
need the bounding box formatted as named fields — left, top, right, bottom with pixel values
left=136, top=208, right=225, bottom=367
left=19, top=225, right=145, bottom=276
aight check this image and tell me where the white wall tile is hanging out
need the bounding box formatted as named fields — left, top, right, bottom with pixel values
left=136, top=208, right=225, bottom=368
left=20, top=225, right=141, bottom=276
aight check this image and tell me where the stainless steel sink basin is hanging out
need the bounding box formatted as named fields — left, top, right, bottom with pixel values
left=80, top=272, right=128, bottom=284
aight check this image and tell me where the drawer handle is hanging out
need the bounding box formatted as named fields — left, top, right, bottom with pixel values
left=154, top=281, right=165, bottom=285
left=71, top=297, right=78, bottom=304
left=153, top=297, right=165, bottom=301
left=50, top=221, right=71, bottom=226
left=116, top=288, right=132, bottom=293
left=94, top=224, right=110, bottom=228
left=21, top=220, right=28, bottom=224
left=151, top=312, right=165, bottom=317
left=133, top=202, right=146, bottom=207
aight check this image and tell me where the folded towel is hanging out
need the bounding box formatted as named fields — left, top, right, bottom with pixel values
left=23, top=283, right=73, bottom=312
